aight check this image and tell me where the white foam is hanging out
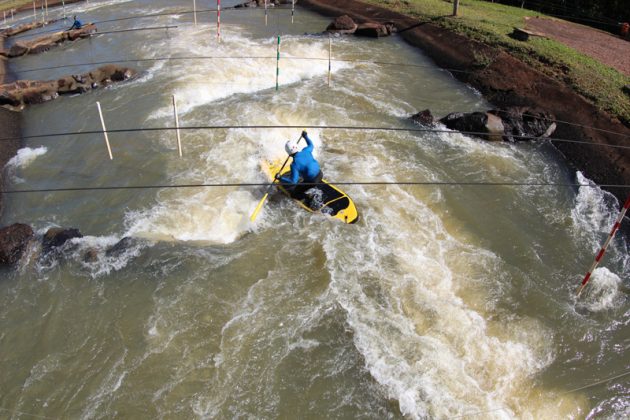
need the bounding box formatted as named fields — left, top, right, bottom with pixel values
left=124, top=189, right=253, bottom=244
left=5, top=146, right=47, bottom=169
left=578, top=267, right=624, bottom=312
left=571, top=172, right=618, bottom=241
left=145, top=30, right=352, bottom=119
left=321, top=180, right=577, bottom=418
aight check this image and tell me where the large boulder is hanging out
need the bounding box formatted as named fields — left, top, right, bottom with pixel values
left=354, top=22, right=395, bottom=38
left=440, top=111, right=504, bottom=141
left=42, top=228, right=83, bottom=253
left=0, top=65, right=136, bottom=109
left=0, top=24, right=97, bottom=58
left=0, top=223, right=34, bottom=266
left=411, top=109, right=435, bottom=126
left=436, top=107, right=556, bottom=142
left=326, top=15, right=358, bottom=34
left=0, top=19, right=60, bottom=37
left=488, top=107, right=556, bottom=141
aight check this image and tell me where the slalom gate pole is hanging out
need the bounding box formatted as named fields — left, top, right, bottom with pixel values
left=217, top=0, right=221, bottom=41
left=275, top=35, right=280, bottom=91
left=32, top=1, right=36, bottom=22
left=291, top=0, right=295, bottom=24
left=265, top=0, right=267, bottom=26
left=172, top=95, right=182, bottom=157
left=577, top=195, right=630, bottom=297
left=62, top=0, right=65, bottom=20
left=328, top=36, right=332, bottom=87
left=193, top=0, right=197, bottom=26
left=96, top=102, right=113, bottom=160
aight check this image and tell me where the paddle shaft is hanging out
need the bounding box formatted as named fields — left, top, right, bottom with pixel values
left=249, top=134, right=303, bottom=222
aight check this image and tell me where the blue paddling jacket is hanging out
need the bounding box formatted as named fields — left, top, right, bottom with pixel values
left=69, top=18, right=82, bottom=30
left=280, top=134, right=321, bottom=184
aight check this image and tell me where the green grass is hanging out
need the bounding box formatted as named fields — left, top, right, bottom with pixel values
left=0, top=0, right=34, bottom=12
left=364, top=0, right=630, bottom=124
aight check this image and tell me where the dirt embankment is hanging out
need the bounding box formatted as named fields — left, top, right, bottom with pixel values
left=301, top=0, right=630, bottom=206
left=0, top=38, right=21, bottom=216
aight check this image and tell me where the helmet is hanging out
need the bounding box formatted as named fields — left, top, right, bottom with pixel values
left=285, top=139, right=300, bottom=155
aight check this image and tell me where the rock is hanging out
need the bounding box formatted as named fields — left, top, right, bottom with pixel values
left=326, top=15, right=358, bottom=34
left=83, top=248, right=99, bottom=263
left=484, top=112, right=505, bottom=141
left=411, top=109, right=435, bottom=126
left=489, top=107, right=556, bottom=142
left=0, top=19, right=60, bottom=38
left=42, top=228, right=83, bottom=253
left=1, top=24, right=97, bottom=58
left=440, top=111, right=504, bottom=141
left=234, top=0, right=278, bottom=7
left=510, top=27, right=546, bottom=42
left=355, top=22, right=392, bottom=38
left=0, top=223, right=34, bottom=266
left=105, top=237, right=136, bottom=258
left=0, top=65, right=137, bottom=109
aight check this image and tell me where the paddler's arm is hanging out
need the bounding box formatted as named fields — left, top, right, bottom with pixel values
left=302, top=131, right=314, bottom=153
left=279, top=162, right=299, bottom=184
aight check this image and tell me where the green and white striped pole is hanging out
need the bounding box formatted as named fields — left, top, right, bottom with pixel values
left=275, top=35, right=280, bottom=91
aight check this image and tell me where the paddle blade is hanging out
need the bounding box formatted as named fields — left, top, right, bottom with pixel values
left=250, top=192, right=269, bottom=222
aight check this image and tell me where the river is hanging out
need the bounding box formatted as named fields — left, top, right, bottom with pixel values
left=0, top=0, right=628, bottom=418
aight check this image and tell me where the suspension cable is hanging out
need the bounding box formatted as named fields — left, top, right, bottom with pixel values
left=0, top=125, right=628, bottom=151
left=2, top=180, right=628, bottom=195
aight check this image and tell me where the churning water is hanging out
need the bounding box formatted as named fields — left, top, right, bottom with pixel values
left=0, top=0, right=628, bottom=418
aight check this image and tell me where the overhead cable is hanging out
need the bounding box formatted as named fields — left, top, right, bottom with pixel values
left=2, top=180, right=628, bottom=195
left=0, top=125, right=628, bottom=151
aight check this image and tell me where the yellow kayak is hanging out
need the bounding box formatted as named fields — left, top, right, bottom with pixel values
left=262, top=158, right=359, bottom=224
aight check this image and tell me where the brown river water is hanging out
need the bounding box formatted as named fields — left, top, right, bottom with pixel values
left=0, top=0, right=628, bottom=418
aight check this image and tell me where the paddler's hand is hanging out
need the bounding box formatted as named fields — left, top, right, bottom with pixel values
left=301, top=130, right=307, bottom=138
left=274, top=173, right=281, bottom=181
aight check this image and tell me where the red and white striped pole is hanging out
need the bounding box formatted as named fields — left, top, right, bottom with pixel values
left=577, top=195, right=630, bottom=297
left=217, top=0, right=221, bottom=41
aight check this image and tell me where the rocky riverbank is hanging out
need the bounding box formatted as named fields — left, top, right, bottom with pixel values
left=301, top=0, right=630, bottom=206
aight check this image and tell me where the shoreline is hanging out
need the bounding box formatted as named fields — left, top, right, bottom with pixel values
left=300, top=0, right=630, bottom=207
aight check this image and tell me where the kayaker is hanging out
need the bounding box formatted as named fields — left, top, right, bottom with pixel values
left=278, top=131, right=323, bottom=200
left=68, top=15, right=83, bottom=31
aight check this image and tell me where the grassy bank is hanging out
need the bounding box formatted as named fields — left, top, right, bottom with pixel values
left=364, top=0, right=630, bottom=125
left=0, top=0, right=33, bottom=12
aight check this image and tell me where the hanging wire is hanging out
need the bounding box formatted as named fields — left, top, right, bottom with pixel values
left=1, top=180, right=629, bottom=195
left=0, top=124, right=628, bottom=151
left=4, top=51, right=628, bottom=140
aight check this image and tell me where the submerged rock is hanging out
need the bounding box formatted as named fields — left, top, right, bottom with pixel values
left=83, top=248, right=99, bottom=263
left=0, top=223, right=34, bottom=266
left=105, top=237, right=138, bottom=258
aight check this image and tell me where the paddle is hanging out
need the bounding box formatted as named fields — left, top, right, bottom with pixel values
left=249, top=133, right=303, bottom=223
